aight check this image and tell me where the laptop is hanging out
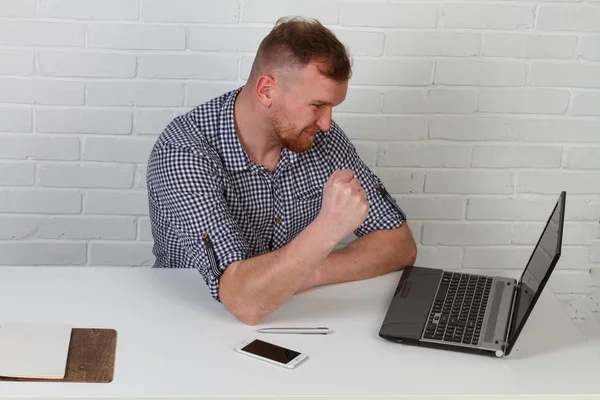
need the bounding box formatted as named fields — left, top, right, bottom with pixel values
left=379, top=191, right=566, bottom=358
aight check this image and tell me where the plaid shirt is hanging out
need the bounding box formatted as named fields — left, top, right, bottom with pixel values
left=146, top=87, right=405, bottom=301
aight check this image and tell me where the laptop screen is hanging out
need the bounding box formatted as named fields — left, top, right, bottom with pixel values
left=508, top=192, right=565, bottom=349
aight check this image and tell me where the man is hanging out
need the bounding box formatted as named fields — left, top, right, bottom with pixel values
left=146, top=17, right=417, bottom=325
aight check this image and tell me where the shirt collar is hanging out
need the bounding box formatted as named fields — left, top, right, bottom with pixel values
left=218, top=87, right=252, bottom=172
left=216, top=86, right=309, bottom=173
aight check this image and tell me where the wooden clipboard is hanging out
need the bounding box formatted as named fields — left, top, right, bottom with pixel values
left=0, top=328, right=117, bottom=383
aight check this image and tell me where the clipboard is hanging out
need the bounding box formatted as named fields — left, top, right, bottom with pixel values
left=0, top=328, right=117, bottom=383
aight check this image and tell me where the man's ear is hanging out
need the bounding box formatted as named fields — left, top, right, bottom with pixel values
left=255, top=74, right=275, bottom=108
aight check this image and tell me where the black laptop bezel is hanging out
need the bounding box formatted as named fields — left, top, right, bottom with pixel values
left=504, top=191, right=566, bottom=356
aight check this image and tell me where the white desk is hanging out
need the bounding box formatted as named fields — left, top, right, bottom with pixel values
left=0, top=266, right=599, bottom=400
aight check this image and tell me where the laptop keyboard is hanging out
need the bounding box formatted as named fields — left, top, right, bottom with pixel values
left=423, top=272, right=493, bottom=346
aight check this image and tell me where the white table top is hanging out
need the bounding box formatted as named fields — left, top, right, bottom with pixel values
left=0, top=266, right=599, bottom=400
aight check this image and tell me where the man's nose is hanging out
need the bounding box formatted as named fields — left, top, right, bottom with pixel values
left=316, top=109, right=332, bottom=132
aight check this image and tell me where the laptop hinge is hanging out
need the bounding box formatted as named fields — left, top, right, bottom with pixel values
left=502, top=281, right=520, bottom=346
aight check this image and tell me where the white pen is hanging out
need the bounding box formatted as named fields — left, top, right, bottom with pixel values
left=256, top=327, right=331, bottom=335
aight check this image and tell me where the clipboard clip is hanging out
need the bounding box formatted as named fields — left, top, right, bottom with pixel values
left=374, top=183, right=407, bottom=221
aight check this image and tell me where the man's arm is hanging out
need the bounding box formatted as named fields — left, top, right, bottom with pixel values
left=219, top=169, right=369, bottom=325
left=219, top=217, right=337, bottom=325
left=296, top=223, right=417, bottom=293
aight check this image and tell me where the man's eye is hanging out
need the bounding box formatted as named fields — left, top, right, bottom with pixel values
left=313, top=104, right=323, bottom=109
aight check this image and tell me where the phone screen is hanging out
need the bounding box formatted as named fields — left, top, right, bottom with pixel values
left=241, top=339, right=301, bottom=364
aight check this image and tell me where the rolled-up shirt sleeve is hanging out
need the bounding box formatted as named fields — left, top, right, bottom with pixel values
left=148, top=145, right=252, bottom=301
left=329, top=121, right=406, bottom=238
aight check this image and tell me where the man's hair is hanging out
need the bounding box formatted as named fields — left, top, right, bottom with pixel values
left=248, top=17, right=352, bottom=83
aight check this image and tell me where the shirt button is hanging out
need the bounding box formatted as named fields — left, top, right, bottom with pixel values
left=274, top=217, right=281, bottom=224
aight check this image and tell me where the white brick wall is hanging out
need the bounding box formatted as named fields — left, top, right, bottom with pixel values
left=0, top=0, right=598, bottom=299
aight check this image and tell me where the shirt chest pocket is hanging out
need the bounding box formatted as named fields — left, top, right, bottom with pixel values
left=291, top=170, right=329, bottom=231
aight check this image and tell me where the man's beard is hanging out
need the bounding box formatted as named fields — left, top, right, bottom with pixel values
left=270, top=108, right=315, bottom=153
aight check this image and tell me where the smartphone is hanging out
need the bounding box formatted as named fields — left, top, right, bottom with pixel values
left=234, top=338, right=308, bottom=369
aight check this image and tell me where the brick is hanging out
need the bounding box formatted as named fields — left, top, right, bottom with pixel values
left=334, top=115, right=426, bottom=141
left=85, top=191, right=148, bottom=215
left=135, top=165, right=147, bottom=189
left=89, top=242, right=154, bottom=266
left=566, top=147, right=600, bottom=169
left=379, top=143, right=471, bottom=167
left=39, top=0, right=138, bottom=19
left=556, top=247, right=592, bottom=270
left=406, top=221, right=422, bottom=244
left=38, top=163, right=134, bottom=188
left=243, top=0, right=339, bottom=24
left=89, top=24, right=185, bottom=50
left=188, top=27, right=269, bottom=51
left=350, top=60, right=432, bottom=86
left=0, top=215, right=136, bottom=240
left=332, top=30, right=385, bottom=57
left=512, top=222, right=598, bottom=246
left=186, top=82, right=241, bottom=106
left=0, top=135, right=79, bottom=160
left=342, top=3, right=436, bottom=28
left=39, top=52, right=135, bottom=78
left=435, top=60, right=527, bottom=86
left=464, top=247, right=532, bottom=269
left=478, top=89, right=569, bottom=114
left=425, top=171, right=514, bottom=194
left=593, top=241, right=600, bottom=263
left=134, top=110, right=176, bottom=135
left=36, top=109, right=131, bottom=134
left=0, top=242, right=86, bottom=266
left=143, top=0, right=239, bottom=23
left=0, top=0, right=36, bottom=17
left=467, top=197, right=560, bottom=221
left=138, top=218, right=153, bottom=241
left=139, top=55, right=238, bottom=80
left=442, top=4, right=535, bottom=30
left=565, top=196, right=600, bottom=221
left=531, top=63, right=600, bottom=89
left=334, top=88, right=382, bottom=114
left=384, top=89, right=478, bottom=114
left=538, top=7, right=600, bottom=32
left=353, top=141, right=378, bottom=167
left=0, top=79, right=84, bottom=105
left=472, top=145, right=562, bottom=168
left=572, top=93, right=600, bottom=116
left=518, top=118, right=600, bottom=142
left=423, top=222, right=512, bottom=245
left=580, top=36, right=600, bottom=61
left=0, top=22, right=84, bottom=46
left=84, top=137, right=155, bottom=163
left=484, top=34, right=576, bottom=59
left=518, top=171, right=600, bottom=194
left=416, top=246, right=464, bottom=269
left=429, top=116, right=521, bottom=141
left=370, top=168, right=413, bottom=194
left=393, top=196, right=465, bottom=220
left=0, top=163, right=35, bottom=186
left=0, top=189, right=81, bottom=213
left=87, top=82, right=184, bottom=107
left=548, top=271, right=592, bottom=294
left=387, top=32, right=480, bottom=57
left=0, top=50, right=34, bottom=75
left=240, top=55, right=254, bottom=80
left=0, top=108, right=32, bottom=132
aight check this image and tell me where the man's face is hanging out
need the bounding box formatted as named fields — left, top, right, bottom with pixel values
left=270, top=62, right=348, bottom=153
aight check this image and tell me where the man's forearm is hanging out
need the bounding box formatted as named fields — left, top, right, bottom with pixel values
left=298, top=224, right=417, bottom=292
left=218, top=218, right=338, bottom=325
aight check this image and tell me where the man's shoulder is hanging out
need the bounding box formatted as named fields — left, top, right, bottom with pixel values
left=314, top=119, right=355, bottom=156
left=152, top=88, right=240, bottom=157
